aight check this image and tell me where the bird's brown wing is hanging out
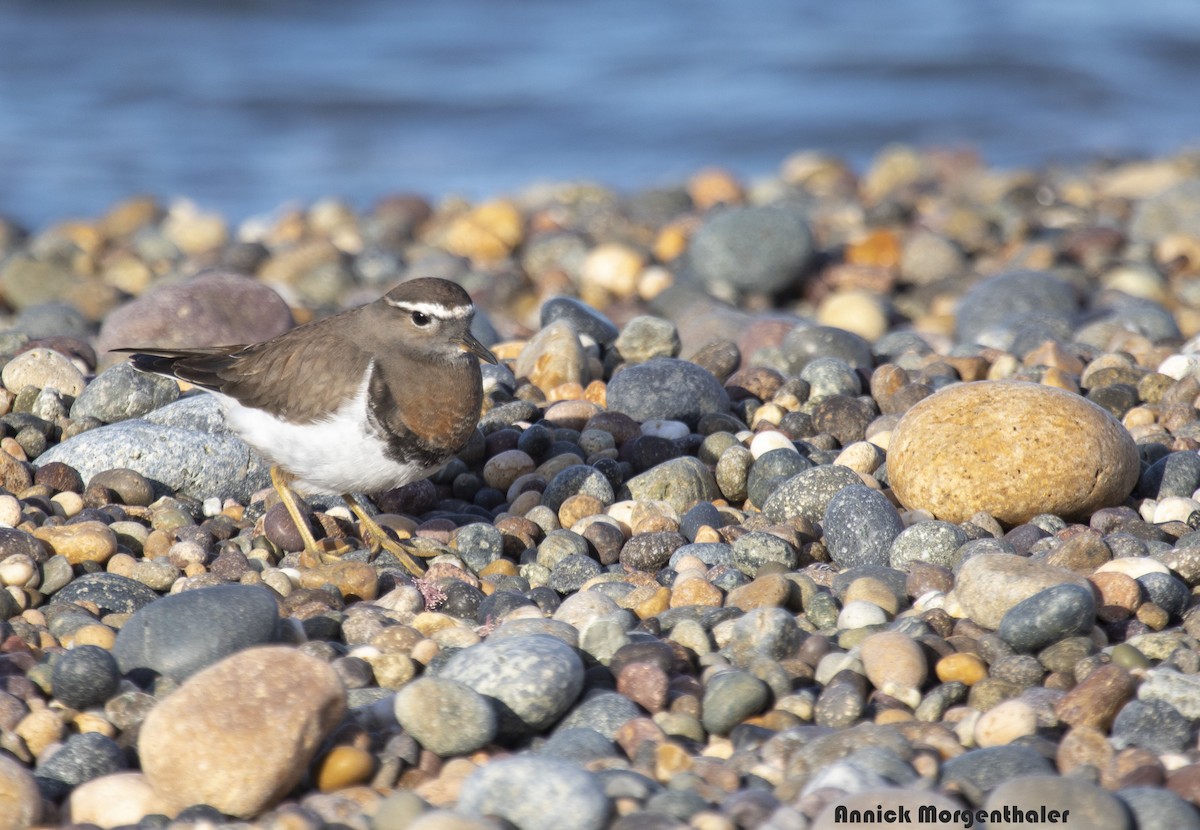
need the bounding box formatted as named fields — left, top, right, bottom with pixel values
left=114, top=324, right=374, bottom=424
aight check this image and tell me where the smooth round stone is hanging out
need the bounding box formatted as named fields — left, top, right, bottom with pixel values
left=1138, top=450, right=1200, bottom=499
left=53, top=572, right=160, bottom=615
left=620, top=457, right=720, bottom=514
left=0, top=753, right=41, bottom=828
left=1056, top=664, right=1136, bottom=730
left=34, top=731, right=125, bottom=801
left=459, top=756, right=610, bottom=830
left=974, top=699, right=1038, bottom=747
left=70, top=362, right=180, bottom=423
left=701, top=670, right=770, bottom=735
left=731, top=531, right=798, bottom=574
left=950, top=553, right=1091, bottom=630
left=639, top=419, right=689, bottom=440
left=555, top=691, right=641, bottom=739
left=1111, top=698, right=1190, bottom=753
left=620, top=532, right=686, bottom=572
left=1152, top=496, right=1200, bottom=524
left=614, top=316, right=681, bottom=364
left=138, top=646, right=346, bottom=819
left=549, top=554, right=603, bottom=593
left=997, top=583, right=1096, bottom=652
left=437, top=634, right=584, bottom=740
left=714, top=444, right=753, bottom=502
left=2, top=347, right=87, bottom=397
left=51, top=645, right=120, bottom=710
left=96, top=271, right=294, bottom=359
left=940, top=746, right=1055, bottom=807
left=823, top=485, right=905, bottom=569
left=514, top=321, right=589, bottom=391
left=605, top=358, right=730, bottom=428
left=452, top=523, right=504, bottom=573
left=936, top=652, right=988, bottom=686
left=65, top=772, right=167, bottom=827
left=781, top=325, right=874, bottom=373
left=32, top=521, right=118, bottom=566
left=685, top=205, right=814, bottom=296
left=393, top=677, right=497, bottom=756
left=539, top=727, right=618, bottom=763
left=540, top=296, right=619, bottom=346
left=801, top=356, right=862, bottom=398
left=889, top=381, right=1140, bottom=525
left=1118, top=787, right=1200, bottom=830
left=89, top=467, right=156, bottom=506
left=725, top=607, right=801, bottom=665
left=1136, top=572, right=1188, bottom=618
left=113, top=584, right=280, bottom=683
left=541, top=465, right=615, bottom=513
left=860, top=630, right=927, bottom=707
left=984, top=775, right=1130, bottom=830
left=748, top=430, right=798, bottom=459
left=955, top=269, right=1078, bottom=346
left=837, top=600, right=888, bottom=630
left=483, top=449, right=536, bottom=492
left=762, top=464, right=863, bottom=524
left=746, top=448, right=812, bottom=508
left=889, top=521, right=968, bottom=570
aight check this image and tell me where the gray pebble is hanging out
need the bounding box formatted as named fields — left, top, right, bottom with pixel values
left=954, top=269, right=1077, bottom=347
left=621, top=456, right=721, bottom=514
left=438, top=635, right=584, bottom=740
left=940, top=746, right=1055, bottom=807
left=762, top=464, right=862, bottom=524
left=732, top=531, right=799, bottom=575
left=70, top=362, right=180, bottom=424
left=1111, top=698, right=1190, bottom=753
left=614, top=316, right=681, bottom=364
left=686, top=206, right=814, bottom=296
left=34, top=732, right=124, bottom=801
left=54, top=572, right=160, bottom=616
left=701, top=669, right=770, bottom=735
left=540, top=296, right=619, bottom=346
left=555, top=691, right=642, bottom=740
left=393, top=676, right=498, bottom=756
left=459, top=755, right=610, bottom=830
left=541, top=464, right=615, bottom=513
left=889, top=521, right=968, bottom=570
left=113, top=583, right=280, bottom=683
left=606, top=358, right=729, bottom=428
left=1118, top=786, right=1200, bottom=830
left=781, top=325, right=874, bottom=373
left=823, top=485, right=905, bottom=569
left=996, top=583, right=1096, bottom=652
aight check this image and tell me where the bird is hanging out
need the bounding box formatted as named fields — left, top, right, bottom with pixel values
left=113, top=277, right=497, bottom=576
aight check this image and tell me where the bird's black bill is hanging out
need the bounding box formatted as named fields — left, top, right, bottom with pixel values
left=460, top=333, right=499, bottom=364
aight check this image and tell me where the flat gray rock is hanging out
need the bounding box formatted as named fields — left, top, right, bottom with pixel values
left=35, top=395, right=271, bottom=502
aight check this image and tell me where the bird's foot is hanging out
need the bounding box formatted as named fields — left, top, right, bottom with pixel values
left=342, top=494, right=426, bottom=577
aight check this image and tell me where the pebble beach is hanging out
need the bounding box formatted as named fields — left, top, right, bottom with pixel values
left=2, top=146, right=1200, bottom=828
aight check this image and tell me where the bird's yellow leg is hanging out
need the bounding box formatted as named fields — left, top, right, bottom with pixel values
left=270, top=466, right=349, bottom=567
left=342, top=493, right=426, bottom=577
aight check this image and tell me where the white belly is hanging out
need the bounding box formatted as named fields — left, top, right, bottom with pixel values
left=214, top=381, right=430, bottom=496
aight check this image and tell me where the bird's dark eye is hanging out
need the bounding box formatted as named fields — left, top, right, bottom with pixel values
left=411, top=311, right=431, bottom=327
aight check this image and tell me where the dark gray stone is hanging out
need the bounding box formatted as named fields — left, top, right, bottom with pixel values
left=1118, top=786, right=1200, bottom=830
left=540, top=296, right=619, bottom=346
left=556, top=691, right=642, bottom=739
left=51, top=645, right=120, bottom=710
left=541, top=464, right=615, bottom=513
left=1111, top=698, right=1190, bottom=754
left=113, top=584, right=280, bottom=683
left=34, top=732, right=125, bottom=801
left=731, top=531, right=799, bottom=575
left=954, top=270, right=1078, bottom=347
left=686, top=206, right=814, bottom=296
left=701, top=670, right=770, bottom=735
left=940, top=746, right=1055, bottom=807
left=823, top=485, right=905, bottom=569
left=606, top=358, right=729, bottom=428
left=997, top=583, right=1096, bottom=652
left=1137, top=450, right=1200, bottom=499
left=53, top=573, right=160, bottom=616
left=781, top=325, right=874, bottom=373
left=889, top=521, right=969, bottom=570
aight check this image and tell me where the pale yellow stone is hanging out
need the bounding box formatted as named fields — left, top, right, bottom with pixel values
left=888, top=380, right=1139, bottom=524
left=816, top=290, right=889, bottom=341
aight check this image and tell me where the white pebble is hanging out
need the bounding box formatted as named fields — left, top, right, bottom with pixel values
left=0, top=554, right=36, bottom=588
left=837, top=599, right=889, bottom=629
left=640, top=419, right=690, bottom=440
left=202, top=497, right=223, bottom=517
left=1157, top=353, right=1200, bottom=380
left=814, top=652, right=864, bottom=686
left=749, top=430, right=798, bottom=459
left=0, top=494, right=21, bottom=527
left=1153, top=496, right=1200, bottom=525
left=1095, top=557, right=1170, bottom=579
left=974, top=699, right=1038, bottom=747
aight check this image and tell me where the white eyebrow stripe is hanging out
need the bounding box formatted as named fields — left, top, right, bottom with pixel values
left=385, top=299, right=473, bottom=319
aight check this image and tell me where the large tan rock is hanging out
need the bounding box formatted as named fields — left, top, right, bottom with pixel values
left=888, top=380, right=1139, bottom=524
left=139, top=646, right=346, bottom=818
left=0, top=753, right=41, bottom=830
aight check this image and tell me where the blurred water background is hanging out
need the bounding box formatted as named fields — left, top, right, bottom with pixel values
left=2, top=0, right=1199, bottom=229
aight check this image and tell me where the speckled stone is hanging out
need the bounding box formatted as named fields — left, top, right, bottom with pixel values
left=997, top=583, right=1097, bottom=652
left=823, top=485, right=905, bottom=569
left=701, top=670, right=770, bottom=735
left=950, top=554, right=1091, bottom=630
left=393, top=677, right=498, bottom=756
left=458, top=755, right=610, bottom=830
left=889, top=381, right=1140, bottom=525
left=438, top=634, right=584, bottom=739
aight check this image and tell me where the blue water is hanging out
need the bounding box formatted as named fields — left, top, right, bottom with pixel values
left=2, top=0, right=1199, bottom=229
